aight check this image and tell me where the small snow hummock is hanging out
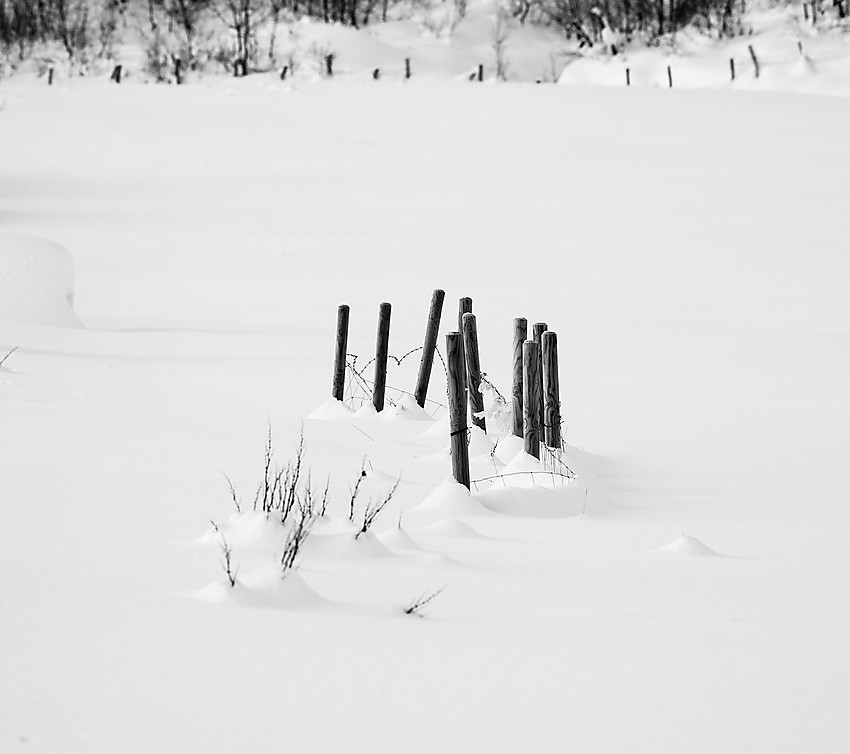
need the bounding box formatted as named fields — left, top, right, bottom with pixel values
left=654, top=534, right=724, bottom=558
left=0, top=233, right=81, bottom=327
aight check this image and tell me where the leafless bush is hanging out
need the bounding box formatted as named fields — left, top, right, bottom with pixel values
left=491, top=7, right=513, bottom=81
left=210, top=520, right=238, bottom=587
left=355, top=477, right=400, bottom=539
left=280, top=497, right=315, bottom=573
left=404, top=585, right=446, bottom=616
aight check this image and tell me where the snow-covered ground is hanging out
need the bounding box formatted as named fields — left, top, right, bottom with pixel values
left=2, top=8, right=850, bottom=750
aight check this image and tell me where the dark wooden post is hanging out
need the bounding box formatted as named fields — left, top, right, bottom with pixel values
left=462, top=312, right=485, bottom=433
left=457, top=296, right=472, bottom=412
left=175, top=57, right=183, bottom=85
left=512, top=317, right=527, bottom=438
left=280, top=65, right=288, bottom=81
left=748, top=45, right=760, bottom=78
left=414, top=288, right=445, bottom=408
left=332, top=304, right=350, bottom=402
left=542, top=331, right=561, bottom=448
left=110, top=65, right=122, bottom=83
left=446, top=332, right=471, bottom=489
left=477, top=64, right=484, bottom=82
left=372, top=302, right=391, bottom=412
left=532, top=323, right=547, bottom=449
left=373, top=68, right=380, bottom=80
left=326, top=54, right=334, bottom=77
left=458, top=297, right=473, bottom=331
left=48, top=66, right=54, bottom=85
left=626, top=68, right=630, bottom=86
left=523, top=341, right=541, bottom=459
left=667, top=65, right=673, bottom=88
left=405, top=58, right=411, bottom=79
left=730, top=58, right=735, bottom=81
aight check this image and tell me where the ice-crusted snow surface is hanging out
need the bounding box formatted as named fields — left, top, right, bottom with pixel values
left=1, top=67, right=850, bottom=753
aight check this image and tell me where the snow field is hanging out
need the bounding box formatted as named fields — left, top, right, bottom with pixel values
left=1, top=74, right=849, bottom=752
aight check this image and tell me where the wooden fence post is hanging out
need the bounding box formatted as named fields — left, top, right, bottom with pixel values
left=414, top=288, right=445, bottom=408
left=532, top=322, right=547, bottom=448
left=332, top=304, right=350, bottom=402
left=462, top=312, right=485, bottom=433
left=373, top=68, right=380, bottom=80
left=523, top=340, right=541, bottom=459
left=175, top=57, right=183, bottom=84
left=667, top=65, right=673, bottom=88
left=446, top=332, right=471, bottom=489
left=512, top=317, right=527, bottom=438
left=542, top=331, right=561, bottom=449
left=626, top=68, right=630, bottom=86
left=372, top=302, right=391, bottom=412
left=48, top=66, right=54, bottom=85
left=326, top=54, right=334, bottom=77
left=458, top=297, right=472, bottom=331
left=405, top=58, right=411, bottom=79
left=280, top=65, right=288, bottom=81
left=478, top=64, right=484, bottom=82
left=110, top=64, right=122, bottom=83
left=749, top=45, right=760, bottom=78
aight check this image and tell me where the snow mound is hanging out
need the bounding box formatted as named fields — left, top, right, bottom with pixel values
left=378, top=527, right=425, bottom=553
left=413, top=476, right=488, bottom=516
left=654, top=534, right=724, bottom=558
left=308, top=398, right=355, bottom=419
left=412, top=519, right=484, bottom=539
left=0, top=233, right=81, bottom=327
left=197, top=569, right=329, bottom=610
left=380, top=394, right=434, bottom=421
left=474, top=485, right=584, bottom=518
left=302, top=528, right=394, bottom=560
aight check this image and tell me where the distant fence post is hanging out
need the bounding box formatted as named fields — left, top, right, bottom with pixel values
left=542, top=331, right=561, bottom=449
left=667, top=65, right=673, bottom=88
left=532, top=323, right=547, bottom=448
left=326, top=54, right=334, bottom=77
left=512, top=317, right=527, bottom=438
left=405, top=58, right=411, bottom=79
left=373, top=68, right=380, bottom=80
left=280, top=65, right=288, bottom=81
left=47, top=66, right=54, bottom=85
left=332, top=304, right=350, bottom=402
left=748, top=45, right=760, bottom=78
left=175, top=57, right=183, bottom=84
left=446, top=332, right=471, bottom=489
left=414, top=288, right=445, bottom=408
left=523, top=340, right=541, bottom=459
left=110, top=64, right=122, bottom=83
left=372, top=302, right=391, bottom=412
left=730, top=58, right=735, bottom=81
left=478, top=64, right=484, bottom=82
left=462, top=312, right=486, bottom=433
left=626, top=68, right=630, bottom=86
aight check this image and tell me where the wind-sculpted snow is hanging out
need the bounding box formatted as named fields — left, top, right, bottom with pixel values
left=0, top=234, right=80, bottom=327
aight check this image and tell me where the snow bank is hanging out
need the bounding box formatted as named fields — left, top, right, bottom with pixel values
left=0, top=234, right=81, bottom=327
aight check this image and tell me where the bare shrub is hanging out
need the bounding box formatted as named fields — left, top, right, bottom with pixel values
left=210, top=520, right=238, bottom=587
left=404, top=586, right=446, bottom=616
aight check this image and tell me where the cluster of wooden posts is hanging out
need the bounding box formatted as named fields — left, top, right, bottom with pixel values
left=331, top=289, right=563, bottom=491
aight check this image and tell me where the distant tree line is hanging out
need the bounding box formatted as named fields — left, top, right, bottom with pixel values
left=0, top=0, right=749, bottom=78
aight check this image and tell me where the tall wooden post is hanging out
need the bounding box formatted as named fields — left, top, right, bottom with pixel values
left=405, top=58, right=411, bottom=79
left=523, top=341, right=541, bottom=459
left=462, top=313, right=485, bottom=433
left=477, top=64, right=484, bottom=82
left=48, top=66, right=54, bottom=85
left=414, top=289, right=445, bottom=408
left=458, top=297, right=473, bottom=331
left=446, top=332, right=471, bottom=489
left=542, top=331, right=561, bottom=449
left=667, top=65, right=673, bottom=88
left=332, top=304, right=350, bottom=402
left=626, top=68, right=630, bottom=86
left=532, top=323, right=547, bottom=448
left=372, top=302, right=391, bottom=412
left=512, top=318, right=527, bottom=438
left=748, top=45, right=760, bottom=78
